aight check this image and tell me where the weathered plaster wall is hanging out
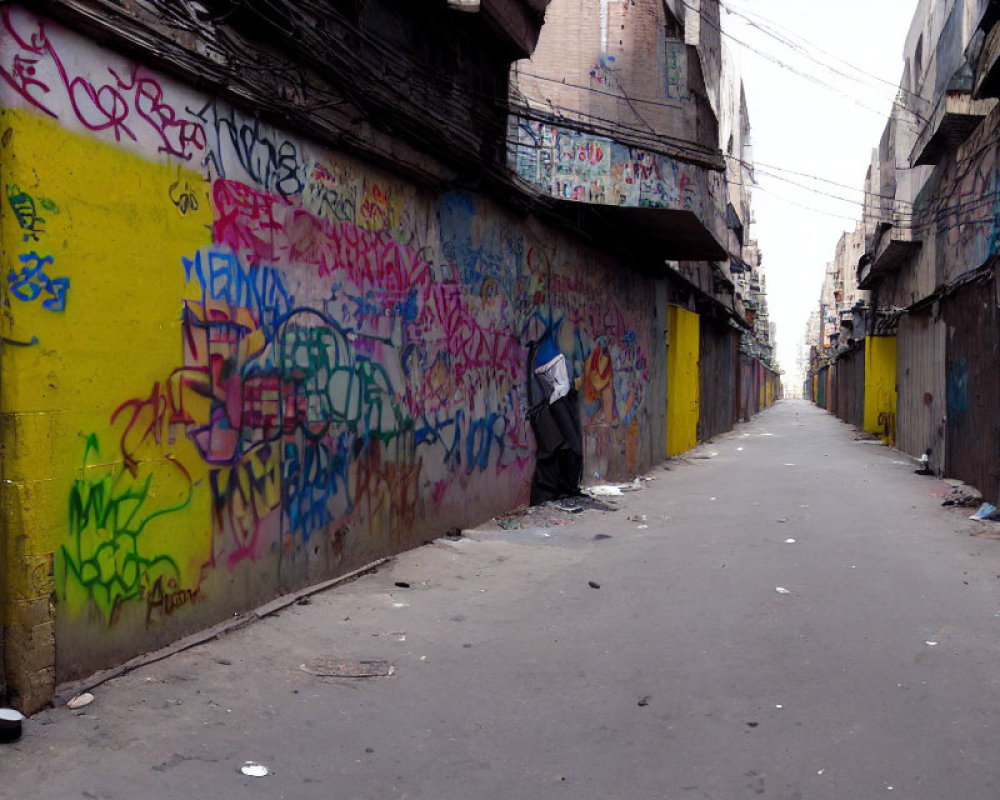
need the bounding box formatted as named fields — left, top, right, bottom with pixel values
left=513, top=0, right=696, bottom=146
left=0, top=6, right=659, bottom=709
left=880, top=103, right=1000, bottom=311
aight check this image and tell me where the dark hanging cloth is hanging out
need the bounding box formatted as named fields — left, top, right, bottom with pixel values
left=526, top=337, right=583, bottom=505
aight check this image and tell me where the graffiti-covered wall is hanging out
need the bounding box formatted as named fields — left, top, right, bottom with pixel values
left=0, top=5, right=661, bottom=708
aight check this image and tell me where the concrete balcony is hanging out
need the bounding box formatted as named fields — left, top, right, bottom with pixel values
left=480, top=0, right=552, bottom=58
left=510, top=118, right=727, bottom=262
left=973, top=2, right=1000, bottom=99
left=910, top=90, right=996, bottom=166
left=858, top=223, right=921, bottom=289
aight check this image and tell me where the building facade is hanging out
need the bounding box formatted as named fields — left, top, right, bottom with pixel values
left=807, top=0, right=999, bottom=499
left=510, top=0, right=780, bottom=453
left=1, top=0, right=778, bottom=712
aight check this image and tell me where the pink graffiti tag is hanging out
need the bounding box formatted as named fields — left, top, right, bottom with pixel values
left=1, top=7, right=132, bottom=139
left=111, top=67, right=206, bottom=160
left=0, top=8, right=205, bottom=158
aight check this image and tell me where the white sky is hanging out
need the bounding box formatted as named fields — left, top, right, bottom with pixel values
left=720, top=0, right=919, bottom=385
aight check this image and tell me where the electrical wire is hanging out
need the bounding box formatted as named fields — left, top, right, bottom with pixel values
left=720, top=0, right=928, bottom=110
left=678, top=0, right=931, bottom=126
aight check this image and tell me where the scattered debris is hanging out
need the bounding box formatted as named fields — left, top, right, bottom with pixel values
left=495, top=506, right=529, bottom=520
left=553, top=501, right=583, bottom=514
left=495, top=507, right=529, bottom=530
left=215, top=657, right=232, bottom=666
left=637, top=695, right=652, bottom=707
left=627, top=514, right=648, bottom=522
left=445, top=528, right=463, bottom=540
left=784, top=538, right=796, bottom=544
left=240, top=762, right=270, bottom=777
left=300, top=658, right=395, bottom=678
left=584, top=479, right=643, bottom=498
left=924, top=641, right=939, bottom=647
left=637, top=524, right=649, bottom=529
left=746, top=722, right=759, bottom=728
left=585, top=485, right=624, bottom=497
left=969, top=503, right=1000, bottom=522
left=295, top=596, right=312, bottom=606
left=67, top=692, right=95, bottom=710
left=588, top=581, right=601, bottom=589
left=593, top=534, right=612, bottom=541
left=777, top=518, right=788, bottom=523
left=394, top=582, right=411, bottom=589
left=943, top=482, right=983, bottom=508
left=775, top=587, right=791, bottom=595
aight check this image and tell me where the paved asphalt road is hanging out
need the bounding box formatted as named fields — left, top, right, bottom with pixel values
left=5, top=399, right=1000, bottom=799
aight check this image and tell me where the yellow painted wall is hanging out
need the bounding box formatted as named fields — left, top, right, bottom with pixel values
left=0, top=109, right=213, bottom=701
left=864, top=336, right=898, bottom=444
left=667, top=306, right=699, bottom=456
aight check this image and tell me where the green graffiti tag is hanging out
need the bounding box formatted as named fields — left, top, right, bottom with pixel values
left=60, top=434, right=192, bottom=624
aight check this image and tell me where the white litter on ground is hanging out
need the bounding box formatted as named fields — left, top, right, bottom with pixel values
left=240, top=762, right=270, bottom=777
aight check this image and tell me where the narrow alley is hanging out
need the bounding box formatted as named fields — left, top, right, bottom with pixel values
left=5, top=399, right=1000, bottom=799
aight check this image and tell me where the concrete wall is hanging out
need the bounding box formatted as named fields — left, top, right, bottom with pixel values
left=0, top=6, right=661, bottom=710
left=514, top=0, right=700, bottom=148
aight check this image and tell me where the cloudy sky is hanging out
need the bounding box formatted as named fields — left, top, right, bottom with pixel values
left=720, top=0, right=920, bottom=385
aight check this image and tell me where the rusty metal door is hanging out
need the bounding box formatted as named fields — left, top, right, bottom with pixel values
left=897, top=309, right=946, bottom=471
left=698, top=322, right=737, bottom=441
left=943, top=275, right=1000, bottom=502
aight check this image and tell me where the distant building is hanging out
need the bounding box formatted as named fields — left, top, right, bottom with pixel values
left=807, top=0, right=1000, bottom=499
left=511, top=0, right=781, bottom=448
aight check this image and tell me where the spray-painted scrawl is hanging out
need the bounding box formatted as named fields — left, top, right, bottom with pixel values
left=0, top=6, right=655, bottom=678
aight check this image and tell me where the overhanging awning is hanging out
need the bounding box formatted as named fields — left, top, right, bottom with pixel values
left=548, top=200, right=727, bottom=263
left=859, top=226, right=922, bottom=288
left=910, top=90, right=996, bottom=166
